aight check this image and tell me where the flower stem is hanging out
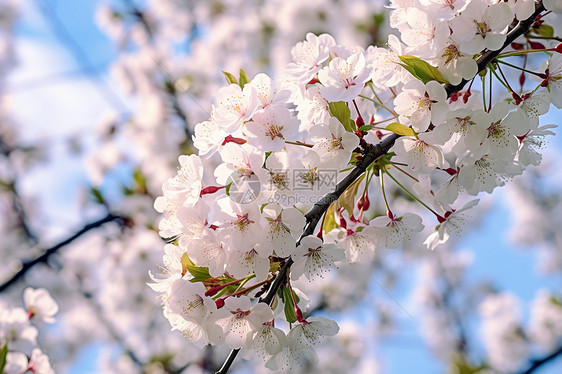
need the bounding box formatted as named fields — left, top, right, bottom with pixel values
left=498, top=48, right=553, bottom=58
left=385, top=170, right=440, bottom=217
left=285, top=140, right=314, bottom=148
left=496, top=59, right=546, bottom=78
left=380, top=171, right=392, bottom=217
left=391, top=164, right=419, bottom=183
left=367, top=82, right=398, bottom=116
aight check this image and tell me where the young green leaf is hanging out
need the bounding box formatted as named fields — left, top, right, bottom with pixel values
left=328, top=102, right=354, bottom=132
left=385, top=122, right=417, bottom=137
left=281, top=286, right=298, bottom=323
left=359, top=125, right=374, bottom=131
left=322, top=202, right=338, bottom=234
left=532, top=24, right=554, bottom=38
left=239, top=69, right=250, bottom=88
left=398, top=55, right=449, bottom=84
left=0, top=344, right=7, bottom=373
left=180, top=253, right=211, bottom=282
left=338, top=173, right=366, bottom=216
left=223, top=71, right=239, bottom=85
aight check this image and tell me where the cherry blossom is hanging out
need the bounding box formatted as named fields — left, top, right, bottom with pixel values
left=317, top=52, right=372, bottom=102
left=424, top=199, right=480, bottom=250
left=244, top=104, right=299, bottom=151
left=212, top=84, right=259, bottom=133
left=23, top=288, right=58, bottom=324
left=450, top=0, right=513, bottom=55
left=213, top=296, right=274, bottom=349
left=310, top=117, right=360, bottom=169
left=291, top=236, right=345, bottom=281
left=394, top=79, right=448, bottom=132
left=370, top=212, right=425, bottom=249
left=284, top=33, right=336, bottom=85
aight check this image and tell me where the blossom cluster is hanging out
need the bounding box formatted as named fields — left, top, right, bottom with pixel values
left=0, top=288, right=58, bottom=374
left=151, top=0, right=561, bottom=370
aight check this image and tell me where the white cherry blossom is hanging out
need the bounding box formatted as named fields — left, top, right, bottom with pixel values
left=318, top=52, right=372, bottom=102
left=214, top=296, right=274, bottom=349
left=424, top=199, right=480, bottom=250
left=370, top=212, right=424, bottom=249
left=310, top=117, right=360, bottom=169
left=291, top=236, right=345, bottom=281
left=23, top=288, right=58, bottom=324
left=244, top=104, right=299, bottom=151
left=262, top=203, right=306, bottom=258
left=284, top=33, right=336, bottom=84
left=212, top=84, right=259, bottom=133
left=394, top=79, right=448, bottom=132
left=450, top=0, right=513, bottom=55
left=161, top=154, right=204, bottom=207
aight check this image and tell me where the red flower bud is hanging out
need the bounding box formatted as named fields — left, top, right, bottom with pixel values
left=511, top=42, right=523, bottom=50
left=215, top=298, right=225, bottom=309
left=512, top=92, right=522, bottom=105
left=462, top=90, right=472, bottom=104
left=357, top=193, right=370, bottom=211
left=356, top=115, right=365, bottom=129
left=529, top=41, right=545, bottom=50
left=222, top=135, right=247, bottom=146
left=200, top=185, right=225, bottom=197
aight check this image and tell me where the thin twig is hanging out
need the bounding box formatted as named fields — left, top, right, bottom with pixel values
left=518, top=345, right=562, bottom=374
left=0, top=214, right=125, bottom=293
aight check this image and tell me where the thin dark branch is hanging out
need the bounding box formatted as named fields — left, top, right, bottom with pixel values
left=0, top=138, right=38, bottom=243
left=0, top=214, right=125, bottom=293
left=444, top=1, right=546, bottom=96
left=122, top=0, right=153, bottom=38
left=214, top=3, right=547, bottom=372
left=518, top=345, right=562, bottom=374
left=215, top=135, right=401, bottom=374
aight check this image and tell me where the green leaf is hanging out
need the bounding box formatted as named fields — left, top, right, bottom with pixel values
left=280, top=287, right=298, bottom=323
left=385, top=122, right=417, bottom=137
left=239, top=69, right=250, bottom=88
left=398, top=55, right=449, bottom=84
left=338, top=174, right=366, bottom=216
left=322, top=202, right=338, bottom=234
left=532, top=24, right=554, bottom=38
left=133, top=168, right=147, bottom=193
left=222, top=71, right=238, bottom=85
left=225, top=182, right=232, bottom=196
left=90, top=187, right=105, bottom=205
left=0, top=343, right=7, bottom=373
left=550, top=295, right=562, bottom=308
left=448, top=355, right=487, bottom=374
left=181, top=253, right=211, bottom=282
left=187, top=265, right=212, bottom=283
left=359, top=125, right=374, bottom=132
left=328, top=102, right=355, bottom=132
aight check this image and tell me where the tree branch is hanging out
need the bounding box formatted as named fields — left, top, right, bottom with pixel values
left=518, top=345, right=562, bottom=374
left=215, top=3, right=547, bottom=372
left=444, top=1, right=546, bottom=96
left=0, top=214, right=125, bottom=293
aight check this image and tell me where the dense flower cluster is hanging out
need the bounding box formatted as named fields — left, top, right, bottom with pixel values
left=0, top=288, right=57, bottom=374
left=151, top=0, right=561, bottom=370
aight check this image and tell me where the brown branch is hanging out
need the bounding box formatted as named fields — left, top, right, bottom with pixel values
left=215, top=3, right=548, bottom=372
left=0, top=214, right=125, bottom=293
left=444, top=1, right=546, bottom=96
left=518, top=345, right=562, bottom=374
